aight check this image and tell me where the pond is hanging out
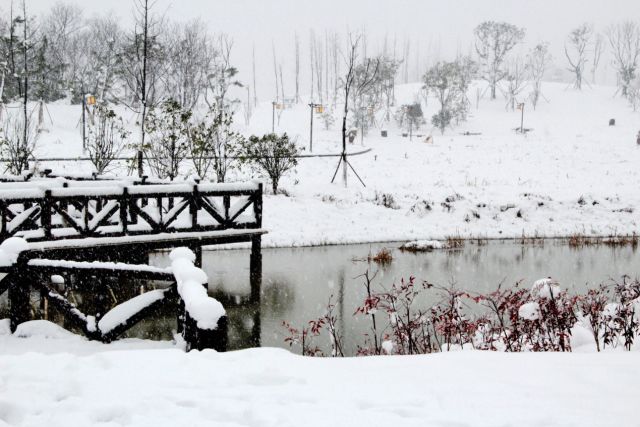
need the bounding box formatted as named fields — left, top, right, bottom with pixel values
left=2, top=240, right=639, bottom=354
left=155, top=239, right=639, bottom=353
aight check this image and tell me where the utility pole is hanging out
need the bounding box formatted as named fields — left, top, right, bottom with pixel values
left=518, top=102, right=525, bottom=133
left=308, top=103, right=321, bottom=152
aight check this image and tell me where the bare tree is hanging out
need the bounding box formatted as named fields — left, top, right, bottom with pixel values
left=309, top=30, right=315, bottom=101
left=119, top=0, right=164, bottom=177
left=502, top=57, right=528, bottom=111
left=474, top=21, right=525, bottom=99
left=41, top=2, right=83, bottom=95
left=527, top=43, right=552, bottom=109
left=607, top=21, right=640, bottom=98
left=337, top=35, right=379, bottom=186
left=252, top=44, right=257, bottom=107
left=591, top=33, right=604, bottom=84
left=205, top=35, right=241, bottom=113
left=68, top=15, right=122, bottom=103
left=163, top=20, right=211, bottom=110
left=314, top=35, right=323, bottom=104
left=272, top=41, right=279, bottom=102
left=17, top=0, right=35, bottom=156
left=294, top=33, right=300, bottom=103
left=565, top=23, right=593, bottom=90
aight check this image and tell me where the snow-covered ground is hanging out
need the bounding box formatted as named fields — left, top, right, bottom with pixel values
left=3, top=82, right=640, bottom=426
left=0, top=319, right=638, bottom=427
left=27, top=81, right=640, bottom=247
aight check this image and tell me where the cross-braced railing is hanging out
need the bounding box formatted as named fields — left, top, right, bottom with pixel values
left=0, top=181, right=263, bottom=242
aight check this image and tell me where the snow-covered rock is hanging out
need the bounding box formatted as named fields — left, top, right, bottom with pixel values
left=531, top=277, right=561, bottom=299
left=400, top=240, right=447, bottom=251
left=519, top=302, right=541, bottom=321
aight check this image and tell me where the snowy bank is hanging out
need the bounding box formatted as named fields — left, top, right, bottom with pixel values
left=0, top=321, right=637, bottom=427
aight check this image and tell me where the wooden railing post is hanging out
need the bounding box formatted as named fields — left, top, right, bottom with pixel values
left=253, top=182, right=263, bottom=228
left=223, top=195, right=230, bottom=226
left=9, top=256, right=31, bottom=332
left=42, top=189, right=52, bottom=239
left=250, top=235, right=262, bottom=304
left=120, top=187, right=129, bottom=234
left=1, top=203, right=7, bottom=238
left=190, top=184, right=199, bottom=230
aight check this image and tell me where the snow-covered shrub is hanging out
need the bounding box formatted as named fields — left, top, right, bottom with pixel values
left=86, top=104, right=129, bottom=174
left=409, top=199, right=433, bottom=217
left=0, top=112, right=38, bottom=175
left=238, top=133, right=300, bottom=194
left=143, top=99, right=191, bottom=180
left=286, top=275, right=640, bottom=356
left=394, top=103, right=425, bottom=134
left=372, top=191, right=400, bottom=209
left=515, top=279, right=579, bottom=351
left=187, top=104, right=243, bottom=182
left=321, top=109, right=335, bottom=130
left=363, top=277, right=438, bottom=355
left=602, top=278, right=640, bottom=350
left=578, top=285, right=609, bottom=351
left=431, top=287, right=477, bottom=351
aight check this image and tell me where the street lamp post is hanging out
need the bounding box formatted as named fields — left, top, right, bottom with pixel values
left=308, top=103, right=321, bottom=152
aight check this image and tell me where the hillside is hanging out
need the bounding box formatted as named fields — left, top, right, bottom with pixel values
left=18, top=81, right=640, bottom=246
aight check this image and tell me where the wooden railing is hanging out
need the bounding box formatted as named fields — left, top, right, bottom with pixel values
left=0, top=181, right=263, bottom=242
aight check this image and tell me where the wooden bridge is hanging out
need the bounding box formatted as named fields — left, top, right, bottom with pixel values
left=0, top=178, right=266, bottom=350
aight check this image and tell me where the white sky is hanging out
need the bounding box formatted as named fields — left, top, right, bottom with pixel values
left=21, top=0, right=640, bottom=96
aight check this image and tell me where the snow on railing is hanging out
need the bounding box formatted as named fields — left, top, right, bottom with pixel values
left=98, top=289, right=168, bottom=334
left=170, top=247, right=225, bottom=331
left=0, top=180, right=263, bottom=242
left=0, top=237, right=28, bottom=267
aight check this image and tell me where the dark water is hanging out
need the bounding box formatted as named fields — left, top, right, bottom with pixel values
left=3, top=240, right=639, bottom=353
left=158, top=240, right=640, bottom=352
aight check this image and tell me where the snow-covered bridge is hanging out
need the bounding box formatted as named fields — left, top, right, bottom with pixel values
left=0, top=177, right=267, bottom=351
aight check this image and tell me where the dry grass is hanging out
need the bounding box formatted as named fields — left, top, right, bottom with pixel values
left=602, top=233, right=639, bottom=248
left=568, top=233, right=638, bottom=248
left=568, top=233, right=598, bottom=248
left=445, top=235, right=465, bottom=249
left=520, top=233, right=544, bottom=246
left=368, top=248, right=394, bottom=265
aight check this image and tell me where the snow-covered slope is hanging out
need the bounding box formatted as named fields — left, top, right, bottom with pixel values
left=21, top=81, right=640, bottom=246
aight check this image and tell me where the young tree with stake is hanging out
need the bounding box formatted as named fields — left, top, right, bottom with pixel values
left=335, top=35, right=378, bottom=187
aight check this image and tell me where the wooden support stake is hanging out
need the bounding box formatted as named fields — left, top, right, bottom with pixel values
left=250, top=235, right=262, bottom=304
left=8, top=272, right=30, bottom=333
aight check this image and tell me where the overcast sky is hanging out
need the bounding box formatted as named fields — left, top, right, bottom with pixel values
left=22, top=0, right=640, bottom=95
